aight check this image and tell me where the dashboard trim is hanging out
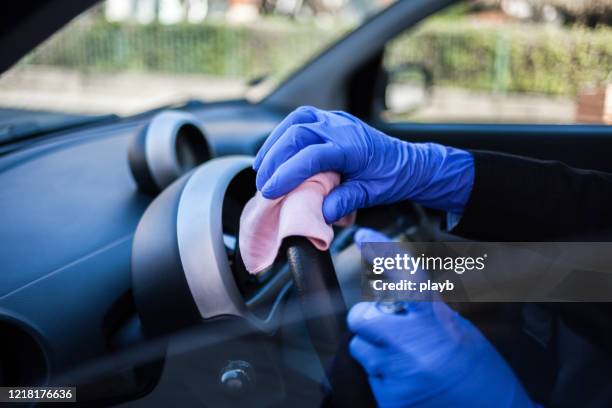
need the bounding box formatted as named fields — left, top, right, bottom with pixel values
left=176, top=156, right=273, bottom=331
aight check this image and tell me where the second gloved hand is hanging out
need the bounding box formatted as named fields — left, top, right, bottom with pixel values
left=348, top=228, right=539, bottom=407
left=254, top=106, right=474, bottom=223
left=348, top=300, right=540, bottom=408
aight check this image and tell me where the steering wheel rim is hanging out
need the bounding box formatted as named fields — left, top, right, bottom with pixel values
left=284, top=237, right=376, bottom=406
left=285, top=236, right=347, bottom=367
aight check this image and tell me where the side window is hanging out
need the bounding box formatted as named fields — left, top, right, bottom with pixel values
left=381, top=2, right=612, bottom=125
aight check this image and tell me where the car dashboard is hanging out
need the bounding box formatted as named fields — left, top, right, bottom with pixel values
left=0, top=100, right=289, bottom=401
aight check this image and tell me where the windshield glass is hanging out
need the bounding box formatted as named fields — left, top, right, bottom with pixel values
left=0, top=0, right=394, bottom=118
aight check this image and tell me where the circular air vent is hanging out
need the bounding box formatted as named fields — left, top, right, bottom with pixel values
left=0, top=318, right=48, bottom=386
left=128, top=110, right=213, bottom=195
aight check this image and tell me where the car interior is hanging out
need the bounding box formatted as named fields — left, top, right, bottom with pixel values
left=1, top=0, right=612, bottom=406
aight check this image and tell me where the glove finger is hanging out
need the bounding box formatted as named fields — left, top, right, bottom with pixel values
left=348, top=301, right=439, bottom=343
left=353, top=228, right=394, bottom=266
left=261, top=142, right=344, bottom=198
left=322, top=180, right=367, bottom=224
left=349, top=335, right=385, bottom=377
left=353, top=227, right=392, bottom=250
left=253, top=106, right=319, bottom=170
left=255, top=123, right=324, bottom=192
left=347, top=302, right=399, bottom=346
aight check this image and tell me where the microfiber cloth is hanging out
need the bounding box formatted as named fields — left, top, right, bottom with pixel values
left=239, top=172, right=355, bottom=274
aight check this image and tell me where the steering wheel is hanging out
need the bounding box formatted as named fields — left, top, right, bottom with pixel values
left=284, top=237, right=346, bottom=366
left=284, top=237, right=376, bottom=406
left=131, top=156, right=375, bottom=404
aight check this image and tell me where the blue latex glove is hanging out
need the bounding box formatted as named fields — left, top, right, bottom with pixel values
left=254, top=106, right=474, bottom=223
left=348, top=302, right=540, bottom=408
left=348, top=231, right=539, bottom=408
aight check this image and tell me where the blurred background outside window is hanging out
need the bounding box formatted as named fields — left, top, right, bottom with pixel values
left=383, top=0, right=612, bottom=124
left=0, top=0, right=389, bottom=116
left=0, top=0, right=610, bottom=124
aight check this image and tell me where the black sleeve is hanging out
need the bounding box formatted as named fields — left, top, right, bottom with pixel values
left=452, top=150, right=612, bottom=241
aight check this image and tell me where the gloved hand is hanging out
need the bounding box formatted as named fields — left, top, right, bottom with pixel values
left=349, top=228, right=539, bottom=408
left=254, top=106, right=474, bottom=223
left=349, top=301, right=539, bottom=408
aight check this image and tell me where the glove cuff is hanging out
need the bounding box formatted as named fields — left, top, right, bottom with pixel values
left=402, top=143, right=475, bottom=214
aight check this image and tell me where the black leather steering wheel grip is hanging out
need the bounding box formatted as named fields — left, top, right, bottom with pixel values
left=284, top=237, right=375, bottom=407
left=285, top=236, right=347, bottom=367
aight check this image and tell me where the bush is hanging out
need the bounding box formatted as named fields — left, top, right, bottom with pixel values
left=23, top=19, right=612, bottom=97
left=24, top=20, right=341, bottom=81
left=387, top=20, right=612, bottom=95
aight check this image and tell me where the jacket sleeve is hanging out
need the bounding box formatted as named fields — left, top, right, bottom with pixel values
left=452, top=150, right=612, bottom=241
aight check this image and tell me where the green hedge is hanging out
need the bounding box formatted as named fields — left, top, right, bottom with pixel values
left=24, top=19, right=612, bottom=96
left=24, top=20, right=341, bottom=80
left=388, top=20, right=612, bottom=95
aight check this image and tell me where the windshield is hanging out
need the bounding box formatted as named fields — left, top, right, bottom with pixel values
left=0, top=0, right=393, bottom=122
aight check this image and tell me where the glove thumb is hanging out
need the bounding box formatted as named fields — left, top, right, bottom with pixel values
left=323, top=181, right=365, bottom=224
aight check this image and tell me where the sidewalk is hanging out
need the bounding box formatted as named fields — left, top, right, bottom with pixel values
left=0, top=66, right=247, bottom=116
left=0, top=66, right=576, bottom=123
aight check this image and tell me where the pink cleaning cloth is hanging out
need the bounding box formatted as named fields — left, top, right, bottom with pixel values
left=239, top=172, right=356, bottom=274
